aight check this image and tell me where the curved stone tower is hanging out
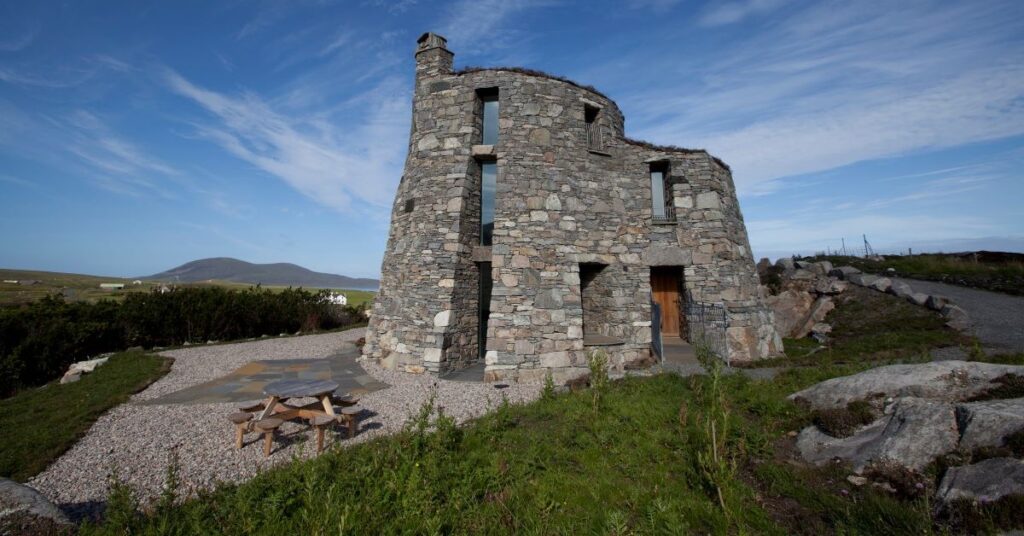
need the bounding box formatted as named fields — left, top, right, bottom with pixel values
left=363, top=33, right=782, bottom=381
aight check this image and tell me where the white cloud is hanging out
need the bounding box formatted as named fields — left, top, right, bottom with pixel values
left=0, top=27, right=37, bottom=52
left=625, top=1, right=1024, bottom=196
left=628, top=0, right=683, bottom=12
left=439, top=0, right=556, bottom=54
left=699, top=0, right=789, bottom=26
left=163, top=69, right=409, bottom=214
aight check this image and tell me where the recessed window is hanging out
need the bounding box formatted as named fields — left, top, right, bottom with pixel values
left=478, top=88, right=499, bottom=145
left=481, top=162, right=496, bottom=246
left=404, top=198, right=415, bottom=213
left=584, top=105, right=601, bottom=150
left=650, top=162, right=672, bottom=221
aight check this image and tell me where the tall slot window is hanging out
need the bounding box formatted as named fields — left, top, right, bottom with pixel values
left=650, top=162, right=670, bottom=221
left=481, top=161, right=496, bottom=245
left=584, top=105, right=601, bottom=150
left=479, top=88, right=499, bottom=145
left=477, top=262, right=492, bottom=360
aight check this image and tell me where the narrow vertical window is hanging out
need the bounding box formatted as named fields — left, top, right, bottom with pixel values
left=479, top=88, right=499, bottom=145
left=650, top=162, right=671, bottom=221
left=584, top=105, right=601, bottom=150
left=477, top=261, right=492, bottom=360
left=481, top=161, right=496, bottom=245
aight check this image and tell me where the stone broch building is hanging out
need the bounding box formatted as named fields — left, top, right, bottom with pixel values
left=363, top=33, right=782, bottom=382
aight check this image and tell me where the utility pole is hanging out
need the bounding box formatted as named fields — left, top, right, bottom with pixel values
left=841, top=237, right=847, bottom=256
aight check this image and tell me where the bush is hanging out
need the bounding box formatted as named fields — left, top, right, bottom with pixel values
left=0, top=287, right=364, bottom=397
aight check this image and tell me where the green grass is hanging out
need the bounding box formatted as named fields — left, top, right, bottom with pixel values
left=0, top=268, right=376, bottom=307
left=0, top=351, right=171, bottom=481
left=807, top=253, right=1024, bottom=296
left=60, top=276, right=1024, bottom=534
left=747, top=285, right=967, bottom=369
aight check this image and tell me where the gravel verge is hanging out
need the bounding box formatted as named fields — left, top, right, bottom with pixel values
left=893, top=277, right=1024, bottom=353
left=27, top=328, right=542, bottom=521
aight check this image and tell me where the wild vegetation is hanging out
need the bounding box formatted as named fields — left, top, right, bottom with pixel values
left=76, top=288, right=1023, bottom=534
left=0, top=268, right=376, bottom=307
left=0, top=287, right=365, bottom=397
left=0, top=351, right=171, bottom=481
left=805, top=252, right=1024, bottom=296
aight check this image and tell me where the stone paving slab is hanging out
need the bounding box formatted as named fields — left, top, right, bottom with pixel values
left=139, top=345, right=387, bottom=405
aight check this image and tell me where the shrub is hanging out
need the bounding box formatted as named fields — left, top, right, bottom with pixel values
left=0, top=287, right=364, bottom=397
left=811, top=399, right=878, bottom=437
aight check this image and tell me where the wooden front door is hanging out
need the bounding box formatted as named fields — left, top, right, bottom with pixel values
left=651, top=267, right=684, bottom=337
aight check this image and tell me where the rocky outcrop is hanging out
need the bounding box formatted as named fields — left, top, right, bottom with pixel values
left=790, top=360, right=1024, bottom=409
left=792, top=361, right=1024, bottom=507
left=764, top=290, right=814, bottom=338
left=60, top=355, right=111, bottom=384
left=0, top=478, right=71, bottom=533
left=936, top=458, right=1024, bottom=504
left=956, top=398, right=1024, bottom=450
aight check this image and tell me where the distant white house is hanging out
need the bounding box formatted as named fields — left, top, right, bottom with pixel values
left=99, top=283, right=125, bottom=290
left=325, top=292, right=348, bottom=305
left=2, top=280, right=18, bottom=284
left=132, top=280, right=143, bottom=285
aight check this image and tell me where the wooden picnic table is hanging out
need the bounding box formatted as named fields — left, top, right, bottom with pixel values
left=258, top=379, right=340, bottom=422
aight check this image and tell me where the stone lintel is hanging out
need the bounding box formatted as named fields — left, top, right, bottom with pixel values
left=472, top=246, right=492, bottom=262
left=471, top=144, right=496, bottom=158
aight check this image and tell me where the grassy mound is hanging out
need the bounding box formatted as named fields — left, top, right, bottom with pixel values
left=0, top=351, right=171, bottom=481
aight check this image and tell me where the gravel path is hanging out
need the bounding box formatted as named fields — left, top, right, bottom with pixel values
left=28, top=329, right=542, bottom=520
left=894, top=278, right=1024, bottom=353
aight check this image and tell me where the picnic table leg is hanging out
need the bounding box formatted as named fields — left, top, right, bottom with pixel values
left=258, top=397, right=279, bottom=421
left=320, top=395, right=336, bottom=417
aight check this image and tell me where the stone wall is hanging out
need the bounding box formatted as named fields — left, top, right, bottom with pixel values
left=363, top=33, right=782, bottom=380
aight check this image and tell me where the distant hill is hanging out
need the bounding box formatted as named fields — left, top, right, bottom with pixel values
left=142, top=258, right=379, bottom=290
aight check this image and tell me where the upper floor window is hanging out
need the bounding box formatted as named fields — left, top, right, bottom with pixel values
left=478, top=88, right=499, bottom=145
left=481, top=161, right=496, bottom=245
left=650, top=162, right=673, bottom=222
left=584, top=105, right=601, bottom=150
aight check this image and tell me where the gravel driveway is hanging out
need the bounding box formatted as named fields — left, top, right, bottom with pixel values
left=894, top=278, right=1024, bottom=353
left=28, top=329, right=541, bottom=520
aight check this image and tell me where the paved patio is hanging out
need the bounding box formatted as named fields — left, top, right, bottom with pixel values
left=140, top=345, right=388, bottom=406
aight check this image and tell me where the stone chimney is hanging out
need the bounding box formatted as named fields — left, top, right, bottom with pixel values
left=415, top=32, right=452, bottom=78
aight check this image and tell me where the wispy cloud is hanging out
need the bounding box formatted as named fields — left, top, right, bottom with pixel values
left=439, top=0, right=556, bottom=54
left=628, top=0, right=683, bottom=12
left=699, top=0, right=790, bottom=26
left=626, top=0, right=1024, bottom=196
left=162, top=69, right=409, bottom=214
left=0, top=26, right=37, bottom=52
left=60, top=110, right=180, bottom=197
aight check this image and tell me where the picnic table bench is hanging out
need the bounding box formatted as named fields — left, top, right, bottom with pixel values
left=228, top=379, right=362, bottom=455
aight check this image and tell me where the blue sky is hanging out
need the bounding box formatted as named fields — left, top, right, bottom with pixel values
left=1, top=0, right=1022, bottom=278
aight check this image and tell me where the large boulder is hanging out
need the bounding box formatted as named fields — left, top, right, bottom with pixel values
left=926, top=295, right=951, bottom=311
left=847, top=273, right=878, bottom=287
left=794, top=297, right=835, bottom=339
left=828, top=266, right=861, bottom=280
left=941, top=304, right=971, bottom=331
left=815, top=260, right=834, bottom=275
left=868, top=397, right=959, bottom=471
left=936, top=458, right=1024, bottom=504
left=797, top=397, right=959, bottom=472
left=775, top=257, right=796, bottom=273
left=790, top=269, right=817, bottom=281
left=789, top=361, right=1024, bottom=410
left=907, top=292, right=929, bottom=307
left=765, top=289, right=814, bottom=338
left=888, top=281, right=914, bottom=299
left=868, top=277, right=893, bottom=293
left=814, top=277, right=849, bottom=296
left=0, top=478, right=71, bottom=533
left=956, top=398, right=1024, bottom=450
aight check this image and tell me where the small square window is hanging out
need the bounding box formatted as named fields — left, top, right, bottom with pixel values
left=404, top=198, right=415, bottom=213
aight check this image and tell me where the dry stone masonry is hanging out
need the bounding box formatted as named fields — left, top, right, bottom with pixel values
left=364, top=33, right=782, bottom=381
